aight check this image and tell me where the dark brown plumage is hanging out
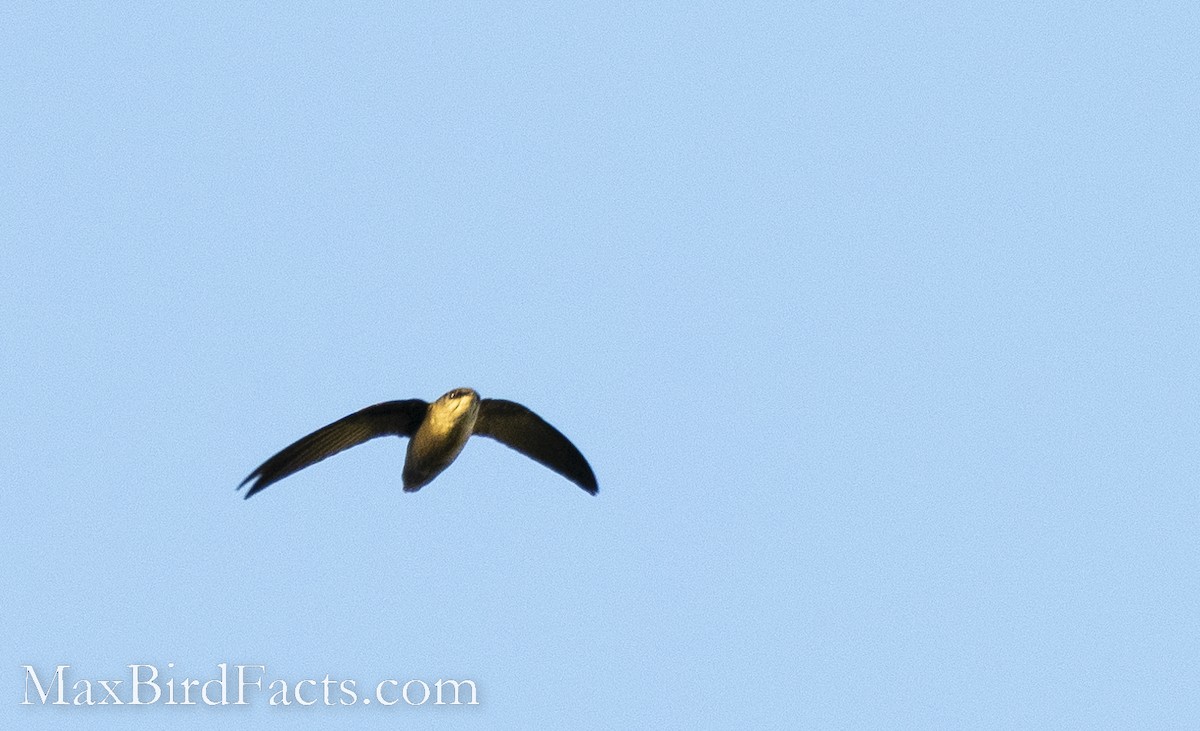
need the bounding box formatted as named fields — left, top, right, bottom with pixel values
left=238, top=389, right=597, bottom=498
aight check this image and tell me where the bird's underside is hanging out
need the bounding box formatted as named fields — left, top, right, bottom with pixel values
left=238, top=388, right=597, bottom=498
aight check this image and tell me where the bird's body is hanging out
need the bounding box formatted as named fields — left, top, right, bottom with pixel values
left=402, top=388, right=480, bottom=490
left=238, top=388, right=597, bottom=498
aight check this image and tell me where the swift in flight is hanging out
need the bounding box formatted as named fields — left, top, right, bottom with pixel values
left=238, top=388, right=597, bottom=498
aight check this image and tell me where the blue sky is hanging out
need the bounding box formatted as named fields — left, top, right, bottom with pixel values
left=3, top=2, right=1196, bottom=728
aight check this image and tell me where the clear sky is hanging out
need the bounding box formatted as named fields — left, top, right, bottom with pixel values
left=3, top=3, right=1196, bottom=729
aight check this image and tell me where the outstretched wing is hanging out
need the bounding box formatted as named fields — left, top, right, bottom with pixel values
left=239, top=400, right=428, bottom=498
left=473, top=399, right=598, bottom=494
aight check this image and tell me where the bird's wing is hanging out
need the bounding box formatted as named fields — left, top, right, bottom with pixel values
left=239, top=399, right=429, bottom=498
left=473, top=399, right=598, bottom=494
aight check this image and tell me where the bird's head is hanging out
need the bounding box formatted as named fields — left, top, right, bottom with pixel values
left=424, top=387, right=480, bottom=434
left=439, top=387, right=479, bottom=410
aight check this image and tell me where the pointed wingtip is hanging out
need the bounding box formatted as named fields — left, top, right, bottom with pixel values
left=238, top=472, right=264, bottom=498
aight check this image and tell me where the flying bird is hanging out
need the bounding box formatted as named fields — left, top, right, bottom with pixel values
left=238, top=388, right=597, bottom=498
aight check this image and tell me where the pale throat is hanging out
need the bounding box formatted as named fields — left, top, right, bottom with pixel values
left=426, top=398, right=479, bottom=437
